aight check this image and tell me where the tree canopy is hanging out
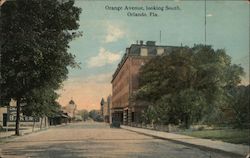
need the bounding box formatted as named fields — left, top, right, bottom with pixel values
left=78, top=109, right=89, bottom=121
left=22, top=87, right=61, bottom=118
left=134, top=45, right=245, bottom=128
left=89, top=110, right=103, bottom=122
left=227, top=85, right=250, bottom=128
left=0, top=0, right=82, bottom=135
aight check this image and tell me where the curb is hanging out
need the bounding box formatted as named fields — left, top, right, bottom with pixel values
left=121, top=125, right=249, bottom=157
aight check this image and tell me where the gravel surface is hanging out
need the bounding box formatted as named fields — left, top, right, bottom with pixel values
left=0, top=121, right=238, bottom=158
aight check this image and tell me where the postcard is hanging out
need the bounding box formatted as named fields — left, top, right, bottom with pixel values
left=0, top=0, right=249, bottom=157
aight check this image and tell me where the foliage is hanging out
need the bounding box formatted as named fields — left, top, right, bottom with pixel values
left=0, top=0, right=81, bottom=135
left=22, top=87, right=61, bottom=118
left=78, top=109, right=89, bottom=121
left=141, top=105, right=157, bottom=124
left=134, top=45, right=245, bottom=128
left=227, top=85, right=250, bottom=128
left=89, top=110, right=103, bottom=122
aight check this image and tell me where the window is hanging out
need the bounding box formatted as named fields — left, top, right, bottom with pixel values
left=140, top=47, right=148, bottom=56
left=157, top=47, right=164, bottom=55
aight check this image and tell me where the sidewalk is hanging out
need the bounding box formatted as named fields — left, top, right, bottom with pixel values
left=121, top=125, right=250, bottom=157
left=0, top=126, right=43, bottom=140
left=0, top=123, right=70, bottom=141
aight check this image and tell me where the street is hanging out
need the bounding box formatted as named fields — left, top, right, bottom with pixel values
left=0, top=122, right=237, bottom=158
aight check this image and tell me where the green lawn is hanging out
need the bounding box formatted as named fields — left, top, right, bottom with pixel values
left=178, top=129, right=250, bottom=145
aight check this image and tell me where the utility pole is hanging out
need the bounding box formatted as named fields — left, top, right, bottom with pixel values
left=205, top=0, right=207, bottom=46
left=159, top=30, right=162, bottom=44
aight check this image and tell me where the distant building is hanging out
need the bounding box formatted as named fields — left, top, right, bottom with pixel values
left=100, top=98, right=105, bottom=116
left=62, top=99, right=77, bottom=119
left=111, top=41, right=181, bottom=125
left=107, top=95, right=112, bottom=123
left=0, top=106, right=7, bottom=127
left=0, top=99, right=48, bottom=128
left=49, top=111, right=70, bottom=125
left=100, top=95, right=112, bottom=123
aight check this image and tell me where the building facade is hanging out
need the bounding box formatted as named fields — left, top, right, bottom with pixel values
left=111, top=41, right=180, bottom=125
left=0, top=99, right=49, bottom=128
left=100, top=95, right=112, bottom=123
left=62, top=100, right=77, bottom=119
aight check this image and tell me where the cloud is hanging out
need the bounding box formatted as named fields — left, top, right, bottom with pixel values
left=87, top=48, right=121, bottom=68
left=206, top=14, right=213, bottom=17
left=105, top=24, right=125, bottom=43
left=85, top=73, right=112, bottom=83
left=64, top=73, right=113, bottom=85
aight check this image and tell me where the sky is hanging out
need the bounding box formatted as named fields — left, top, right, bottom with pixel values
left=57, top=0, right=249, bottom=111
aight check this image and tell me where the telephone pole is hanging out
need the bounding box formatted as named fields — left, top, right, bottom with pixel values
left=159, top=30, right=162, bottom=44
left=205, top=0, right=207, bottom=46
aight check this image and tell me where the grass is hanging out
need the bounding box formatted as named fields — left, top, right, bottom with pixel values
left=178, top=129, right=250, bottom=145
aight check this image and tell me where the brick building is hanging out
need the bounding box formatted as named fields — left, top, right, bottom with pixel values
left=111, top=41, right=180, bottom=125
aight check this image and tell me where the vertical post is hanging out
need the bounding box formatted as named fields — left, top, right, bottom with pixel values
left=32, top=119, right=35, bottom=132
left=205, top=0, right=207, bottom=46
left=159, top=30, right=161, bottom=44
left=6, top=106, right=9, bottom=132
left=40, top=117, right=43, bottom=129
left=15, top=98, right=21, bottom=136
left=45, top=116, right=47, bottom=128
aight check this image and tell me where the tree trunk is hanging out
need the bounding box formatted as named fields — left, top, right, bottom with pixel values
left=40, top=117, right=43, bottom=129
left=185, top=114, right=190, bottom=129
left=32, top=119, right=35, bottom=132
left=45, top=117, right=47, bottom=128
left=15, top=98, right=21, bottom=136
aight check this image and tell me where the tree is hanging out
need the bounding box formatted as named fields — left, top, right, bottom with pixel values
left=0, top=0, right=81, bottom=135
left=22, top=87, right=60, bottom=117
left=134, top=45, right=245, bottom=128
left=227, top=85, right=250, bottom=128
left=78, top=109, right=89, bottom=121
left=89, top=110, right=103, bottom=122
left=141, top=104, right=157, bottom=124
left=22, top=87, right=61, bottom=130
